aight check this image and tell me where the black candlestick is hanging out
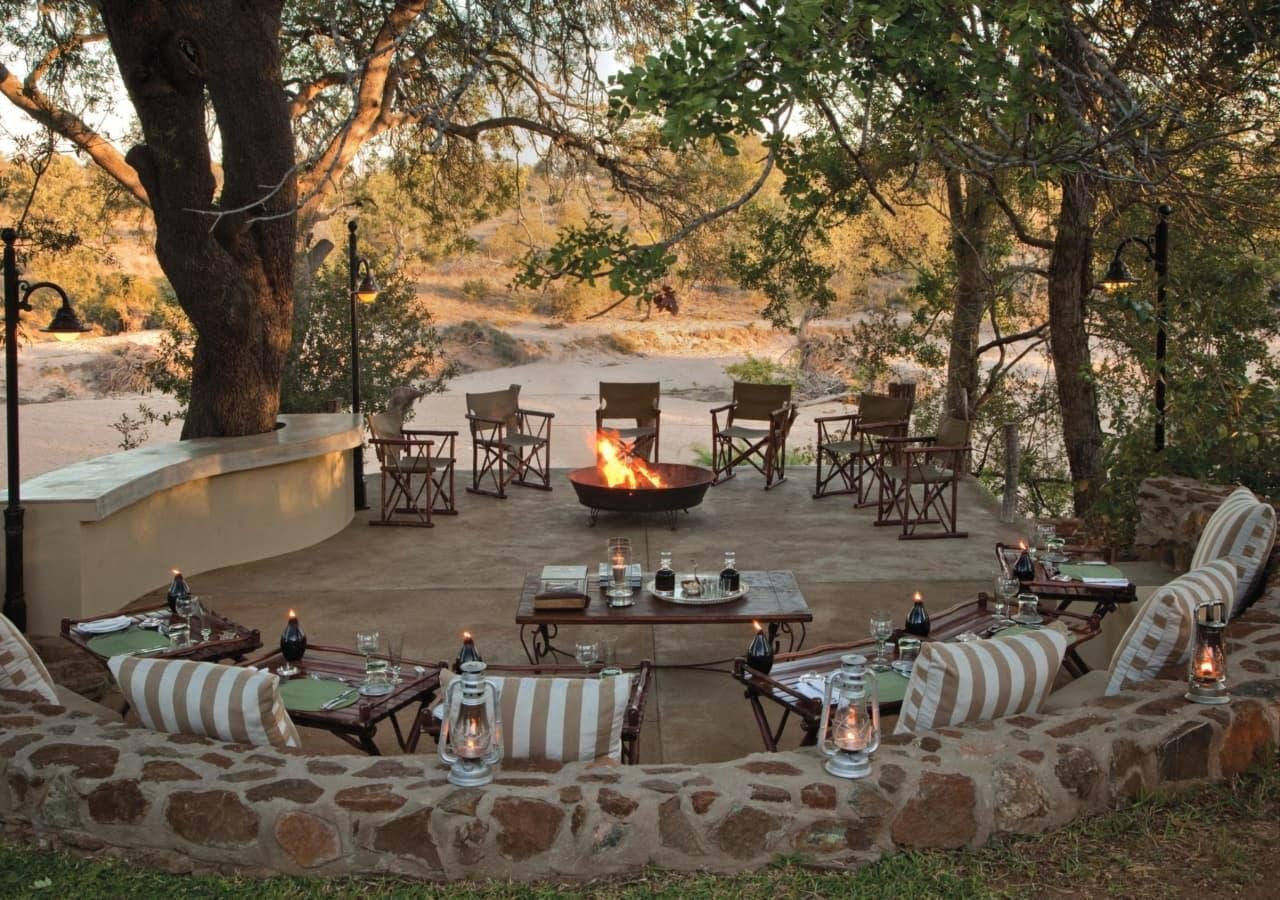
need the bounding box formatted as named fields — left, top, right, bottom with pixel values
left=746, top=627, right=774, bottom=674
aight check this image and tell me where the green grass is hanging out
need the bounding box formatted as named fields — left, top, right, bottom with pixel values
left=3, top=765, right=1278, bottom=898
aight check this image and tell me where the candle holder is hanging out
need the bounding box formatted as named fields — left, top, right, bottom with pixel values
left=1185, top=599, right=1230, bottom=705
left=439, top=661, right=503, bottom=787
left=278, top=609, right=306, bottom=678
left=817, top=654, right=881, bottom=779
left=745, top=620, right=774, bottom=673
left=606, top=537, right=634, bottom=606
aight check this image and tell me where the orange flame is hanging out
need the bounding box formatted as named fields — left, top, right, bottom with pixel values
left=287, top=608, right=296, bottom=619
left=913, top=591, right=923, bottom=602
left=172, top=568, right=182, bottom=576
left=1018, top=540, right=1027, bottom=550
left=463, top=631, right=472, bottom=641
left=596, top=431, right=664, bottom=488
left=752, top=620, right=763, bottom=632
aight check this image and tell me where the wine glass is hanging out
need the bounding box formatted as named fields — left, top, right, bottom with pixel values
left=173, top=594, right=195, bottom=646
left=356, top=629, right=380, bottom=676
left=385, top=633, right=405, bottom=685
left=994, top=575, right=1020, bottom=623
left=869, top=610, right=894, bottom=672
left=575, top=640, right=599, bottom=673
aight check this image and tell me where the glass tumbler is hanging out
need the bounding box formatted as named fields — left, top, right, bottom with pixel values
left=606, top=537, right=634, bottom=604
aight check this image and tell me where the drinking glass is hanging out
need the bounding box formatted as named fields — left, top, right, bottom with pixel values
left=385, top=633, right=405, bottom=685
left=356, top=630, right=381, bottom=675
left=606, top=537, right=634, bottom=604
left=869, top=610, right=894, bottom=671
left=896, top=637, right=922, bottom=670
left=1016, top=592, right=1041, bottom=624
left=599, top=637, right=622, bottom=679
left=994, top=575, right=1020, bottom=622
left=173, top=595, right=195, bottom=646
left=188, top=597, right=211, bottom=643
left=575, top=640, right=599, bottom=673
left=1035, top=522, right=1056, bottom=557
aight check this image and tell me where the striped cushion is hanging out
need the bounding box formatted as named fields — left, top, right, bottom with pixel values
left=894, top=627, right=1068, bottom=735
left=1105, top=559, right=1238, bottom=696
left=108, top=656, right=299, bottom=748
left=441, top=670, right=632, bottom=763
left=0, top=613, right=57, bottom=703
left=1190, top=487, right=1276, bottom=616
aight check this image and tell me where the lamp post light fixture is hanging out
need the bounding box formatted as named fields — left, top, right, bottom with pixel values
left=347, top=220, right=380, bottom=511
left=3, top=227, right=91, bottom=632
left=1098, top=204, right=1171, bottom=452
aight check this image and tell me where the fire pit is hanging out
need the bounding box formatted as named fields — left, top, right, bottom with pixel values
left=567, top=433, right=713, bottom=528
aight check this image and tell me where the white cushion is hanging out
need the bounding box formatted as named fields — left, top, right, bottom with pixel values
left=0, top=613, right=57, bottom=703
left=1190, top=487, right=1276, bottom=616
left=108, top=656, right=299, bottom=748
left=895, top=627, right=1068, bottom=735
left=441, top=670, right=632, bottom=763
left=1105, top=559, right=1237, bottom=695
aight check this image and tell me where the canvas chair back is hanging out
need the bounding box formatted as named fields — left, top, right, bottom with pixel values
left=857, top=393, right=912, bottom=434
left=732, top=382, right=792, bottom=422
left=599, top=382, right=660, bottom=424
left=466, top=384, right=522, bottom=432
left=935, top=415, right=972, bottom=448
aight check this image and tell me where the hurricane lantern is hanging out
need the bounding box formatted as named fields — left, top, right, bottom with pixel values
left=817, top=653, right=881, bottom=779
left=439, top=661, right=503, bottom=786
left=1185, top=599, right=1229, bottom=705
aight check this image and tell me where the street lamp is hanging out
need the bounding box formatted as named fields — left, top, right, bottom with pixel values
left=3, top=227, right=91, bottom=632
left=347, top=220, right=379, bottom=511
left=1098, top=204, right=1171, bottom=452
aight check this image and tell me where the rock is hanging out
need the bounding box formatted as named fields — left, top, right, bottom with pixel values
left=1220, top=702, right=1274, bottom=776
left=353, top=759, right=424, bottom=779
left=1157, top=721, right=1214, bottom=781
left=87, top=780, right=148, bottom=824
left=453, top=818, right=489, bottom=865
left=559, top=786, right=582, bottom=804
left=1055, top=746, right=1101, bottom=800
left=491, top=797, right=564, bottom=860
left=710, top=806, right=784, bottom=860
left=737, top=760, right=802, bottom=776
left=842, top=783, right=893, bottom=851
left=372, top=807, right=442, bottom=870
left=306, top=760, right=347, bottom=776
left=877, top=764, right=907, bottom=794
left=576, top=773, right=620, bottom=784
left=642, top=766, right=691, bottom=775
left=658, top=797, right=703, bottom=854
left=801, top=783, right=837, bottom=810
left=749, top=784, right=791, bottom=803
left=1045, top=716, right=1110, bottom=738
left=274, top=812, right=341, bottom=868
left=334, top=784, right=407, bottom=813
left=639, top=779, right=680, bottom=794
left=218, top=768, right=278, bottom=783
left=891, top=773, right=976, bottom=849
left=682, top=775, right=713, bottom=787
left=0, top=734, right=42, bottom=757
left=1109, top=739, right=1150, bottom=801
left=245, top=779, right=324, bottom=804
left=438, top=788, right=483, bottom=817
left=691, top=791, right=719, bottom=815
left=919, top=736, right=942, bottom=752
left=598, top=788, right=639, bottom=818
left=141, top=761, right=199, bottom=782
left=199, top=753, right=234, bottom=769
left=166, top=791, right=260, bottom=846
left=28, top=744, right=118, bottom=779
left=993, top=766, right=1049, bottom=831
left=41, top=776, right=81, bottom=829
left=1018, top=750, right=1045, bottom=764
left=593, top=823, right=626, bottom=851
left=793, top=819, right=848, bottom=853
left=493, top=777, right=551, bottom=787
left=571, top=804, right=586, bottom=836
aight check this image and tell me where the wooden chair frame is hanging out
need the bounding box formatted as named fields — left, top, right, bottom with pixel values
left=465, top=386, right=554, bottom=498
left=875, top=431, right=971, bottom=539
left=596, top=381, right=661, bottom=463
left=402, top=428, right=458, bottom=515
left=711, top=383, right=797, bottom=490
left=813, top=413, right=909, bottom=502
left=423, top=659, right=653, bottom=764
left=368, top=432, right=439, bottom=527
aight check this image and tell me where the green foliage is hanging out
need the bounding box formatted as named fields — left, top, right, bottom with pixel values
left=724, top=355, right=793, bottom=385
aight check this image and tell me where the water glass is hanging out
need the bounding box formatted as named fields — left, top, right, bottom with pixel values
left=896, top=637, right=922, bottom=669
left=1016, top=593, right=1041, bottom=623
left=994, top=575, right=1020, bottom=620
left=1035, top=522, right=1056, bottom=556
left=599, top=637, right=622, bottom=679
left=869, top=610, right=894, bottom=671
left=167, top=621, right=191, bottom=647
left=362, top=658, right=392, bottom=695
left=575, top=640, right=599, bottom=673
left=385, top=633, right=405, bottom=685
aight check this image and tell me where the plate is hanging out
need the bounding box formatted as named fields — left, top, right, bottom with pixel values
left=647, top=576, right=748, bottom=606
left=1013, top=612, right=1044, bottom=625
left=358, top=682, right=394, bottom=697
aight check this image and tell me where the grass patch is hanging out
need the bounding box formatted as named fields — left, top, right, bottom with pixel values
left=2, top=766, right=1277, bottom=898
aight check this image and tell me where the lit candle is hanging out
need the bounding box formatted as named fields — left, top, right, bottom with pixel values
left=612, top=552, right=627, bottom=585
left=834, top=708, right=866, bottom=751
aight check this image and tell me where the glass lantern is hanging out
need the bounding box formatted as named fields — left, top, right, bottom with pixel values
left=817, top=653, right=881, bottom=779
left=1185, top=599, right=1230, bottom=705
left=439, top=661, right=503, bottom=786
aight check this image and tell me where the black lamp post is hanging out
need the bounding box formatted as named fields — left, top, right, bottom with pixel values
left=3, top=227, right=91, bottom=632
left=347, top=220, right=379, bottom=511
left=1098, top=204, right=1171, bottom=452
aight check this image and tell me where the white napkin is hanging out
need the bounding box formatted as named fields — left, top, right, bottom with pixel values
left=1081, top=577, right=1130, bottom=587
left=793, top=677, right=827, bottom=701
left=74, top=615, right=134, bottom=635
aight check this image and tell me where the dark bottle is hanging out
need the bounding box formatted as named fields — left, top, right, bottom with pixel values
left=745, top=623, right=774, bottom=674
left=454, top=632, right=483, bottom=673
left=280, top=609, right=307, bottom=665
left=654, top=551, right=676, bottom=592
left=1013, top=545, right=1036, bottom=582
left=905, top=592, right=931, bottom=637
left=719, top=551, right=740, bottom=592
left=167, top=570, right=190, bottom=614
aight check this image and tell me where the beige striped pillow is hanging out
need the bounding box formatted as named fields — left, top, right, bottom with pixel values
left=441, top=670, right=632, bottom=763
left=108, top=656, right=300, bottom=748
left=1190, top=487, right=1276, bottom=616
left=894, top=627, right=1068, bottom=735
left=1105, top=558, right=1237, bottom=696
left=0, top=613, right=58, bottom=703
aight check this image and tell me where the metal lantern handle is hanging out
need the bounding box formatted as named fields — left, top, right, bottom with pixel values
left=439, top=665, right=503, bottom=765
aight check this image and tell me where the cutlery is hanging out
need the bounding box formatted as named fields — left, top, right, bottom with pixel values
left=321, top=688, right=357, bottom=710
left=308, top=673, right=348, bottom=684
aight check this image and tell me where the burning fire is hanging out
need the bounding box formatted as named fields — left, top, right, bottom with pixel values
left=596, top=432, right=664, bottom=488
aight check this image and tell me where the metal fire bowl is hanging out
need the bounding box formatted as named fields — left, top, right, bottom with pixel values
left=567, top=463, right=714, bottom=514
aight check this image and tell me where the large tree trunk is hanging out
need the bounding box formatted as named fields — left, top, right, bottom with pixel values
left=99, top=1, right=296, bottom=438
left=1047, top=173, right=1105, bottom=515
left=944, top=171, right=996, bottom=421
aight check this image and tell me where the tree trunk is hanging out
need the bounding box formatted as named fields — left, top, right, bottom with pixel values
left=944, top=171, right=996, bottom=420
left=99, top=1, right=296, bottom=438
left=1047, top=173, right=1105, bottom=515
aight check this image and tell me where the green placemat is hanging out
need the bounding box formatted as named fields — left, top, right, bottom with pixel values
left=1056, top=562, right=1127, bottom=581
left=86, top=629, right=170, bottom=657
left=872, top=669, right=910, bottom=705
left=994, top=624, right=1036, bottom=639
left=279, top=678, right=358, bottom=712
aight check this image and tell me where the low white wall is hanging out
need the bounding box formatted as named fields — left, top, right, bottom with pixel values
left=2, top=414, right=361, bottom=634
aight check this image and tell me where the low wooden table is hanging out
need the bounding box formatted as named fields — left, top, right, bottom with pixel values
left=243, top=645, right=441, bottom=755
left=516, top=569, right=813, bottom=666
left=732, top=594, right=1103, bottom=752
left=995, top=542, right=1138, bottom=614
left=62, top=603, right=262, bottom=670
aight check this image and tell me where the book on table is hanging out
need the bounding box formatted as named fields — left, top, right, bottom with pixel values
left=536, top=565, right=590, bottom=610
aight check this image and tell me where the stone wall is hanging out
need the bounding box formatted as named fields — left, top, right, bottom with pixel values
left=1133, top=476, right=1255, bottom=569
left=2, top=609, right=1278, bottom=882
